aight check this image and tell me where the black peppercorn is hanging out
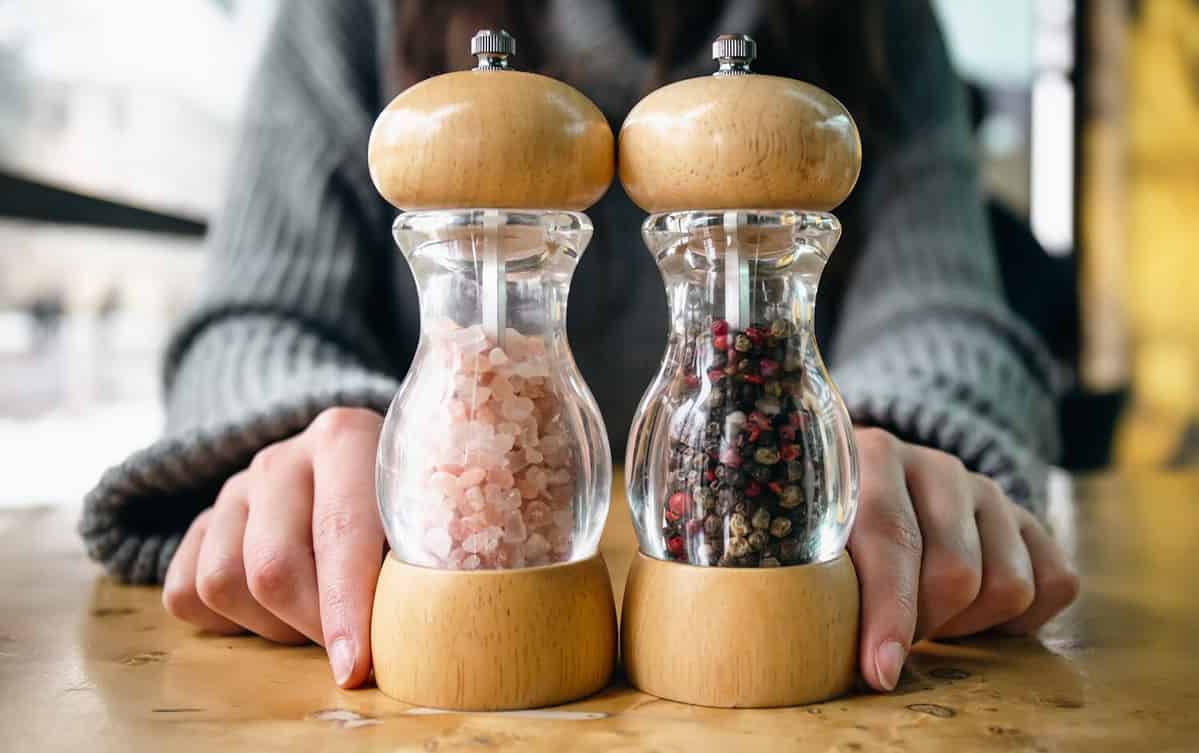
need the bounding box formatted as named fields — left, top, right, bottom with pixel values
left=729, top=512, right=751, bottom=537
left=748, top=530, right=768, bottom=552
left=751, top=507, right=771, bottom=531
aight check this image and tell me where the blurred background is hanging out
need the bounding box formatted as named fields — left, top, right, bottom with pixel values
left=0, top=0, right=1196, bottom=507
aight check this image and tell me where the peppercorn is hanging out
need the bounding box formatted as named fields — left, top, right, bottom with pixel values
left=770, top=517, right=793, bottom=538
left=727, top=536, right=751, bottom=558
left=769, top=319, right=790, bottom=338
left=754, top=446, right=781, bottom=465
left=667, top=535, right=686, bottom=558
left=729, top=512, right=751, bottom=537
left=785, top=460, right=803, bottom=482
left=779, top=484, right=803, bottom=509
left=779, top=536, right=803, bottom=563
left=751, top=507, right=771, bottom=530
left=703, top=514, right=722, bottom=537
left=734, top=334, right=752, bottom=352
left=748, top=530, right=768, bottom=552
left=760, top=555, right=781, bottom=567
left=712, top=319, right=729, bottom=336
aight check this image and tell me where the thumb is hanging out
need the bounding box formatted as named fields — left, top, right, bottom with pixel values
left=848, top=436, right=922, bottom=691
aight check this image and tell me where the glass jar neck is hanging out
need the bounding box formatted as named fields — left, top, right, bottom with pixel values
left=643, top=210, right=841, bottom=337
left=392, top=209, right=592, bottom=341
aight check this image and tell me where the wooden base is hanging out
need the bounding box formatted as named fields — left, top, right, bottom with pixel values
left=621, top=550, right=860, bottom=708
left=371, top=553, right=617, bottom=710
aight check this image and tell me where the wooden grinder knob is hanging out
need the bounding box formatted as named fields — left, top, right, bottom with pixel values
left=620, top=34, right=862, bottom=213
left=369, top=30, right=614, bottom=211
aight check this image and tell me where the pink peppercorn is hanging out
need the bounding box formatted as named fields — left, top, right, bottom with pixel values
left=667, top=535, right=685, bottom=557
left=712, top=320, right=729, bottom=336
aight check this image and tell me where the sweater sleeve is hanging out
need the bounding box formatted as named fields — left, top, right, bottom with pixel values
left=828, top=0, right=1060, bottom=513
left=79, top=0, right=400, bottom=584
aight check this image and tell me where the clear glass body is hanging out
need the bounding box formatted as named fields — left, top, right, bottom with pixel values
left=626, top=210, right=859, bottom=567
left=377, top=210, right=611, bottom=570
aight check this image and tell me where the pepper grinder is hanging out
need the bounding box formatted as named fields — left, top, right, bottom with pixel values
left=366, top=30, right=617, bottom=711
left=620, top=35, right=863, bottom=707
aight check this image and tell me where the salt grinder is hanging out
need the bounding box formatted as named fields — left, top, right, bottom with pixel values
left=366, top=30, right=617, bottom=711
left=620, top=35, right=863, bottom=707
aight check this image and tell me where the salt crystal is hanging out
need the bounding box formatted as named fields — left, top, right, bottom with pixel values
left=450, top=324, right=487, bottom=351
left=447, top=517, right=470, bottom=541
left=459, top=467, right=486, bottom=487
left=516, top=477, right=540, bottom=500
left=488, top=348, right=509, bottom=366
left=552, top=508, right=574, bottom=532
left=424, top=527, right=452, bottom=558
left=429, top=471, right=461, bottom=496
left=463, top=486, right=485, bottom=511
left=500, top=488, right=522, bottom=511
left=525, top=533, right=550, bottom=561
left=461, top=554, right=481, bottom=570
left=524, top=500, right=551, bottom=528
left=487, top=467, right=515, bottom=489
left=502, top=510, right=528, bottom=542
left=491, top=375, right=515, bottom=402
left=525, top=447, right=544, bottom=464
left=501, top=396, right=535, bottom=421
left=507, top=450, right=530, bottom=473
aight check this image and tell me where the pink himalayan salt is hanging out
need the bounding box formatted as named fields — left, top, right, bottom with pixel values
left=501, top=396, right=535, bottom=421
left=462, top=486, right=485, bottom=512
left=459, top=467, right=486, bottom=487
left=495, top=543, right=526, bottom=569
left=462, top=526, right=503, bottom=555
left=425, top=527, right=452, bottom=558
left=487, top=467, right=514, bottom=488
left=525, top=532, right=551, bottom=561
left=516, top=477, right=540, bottom=500
left=402, top=320, right=580, bottom=571
left=524, top=500, right=551, bottom=528
left=502, top=510, right=528, bottom=542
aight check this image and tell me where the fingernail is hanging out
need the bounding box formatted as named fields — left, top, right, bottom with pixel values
left=875, top=641, right=906, bottom=691
left=329, top=638, right=354, bottom=687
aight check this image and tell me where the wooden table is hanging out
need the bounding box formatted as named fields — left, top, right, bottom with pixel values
left=3, top=472, right=1197, bottom=752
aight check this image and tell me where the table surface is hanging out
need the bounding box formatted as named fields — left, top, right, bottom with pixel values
left=3, top=471, right=1197, bottom=753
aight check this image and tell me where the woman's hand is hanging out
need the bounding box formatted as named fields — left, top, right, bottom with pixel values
left=162, top=407, right=385, bottom=689
left=850, top=428, right=1080, bottom=692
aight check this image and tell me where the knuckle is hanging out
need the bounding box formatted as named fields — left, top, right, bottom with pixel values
left=974, top=474, right=1008, bottom=505
left=307, top=407, right=379, bottom=448
left=162, top=580, right=200, bottom=621
left=195, top=562, right=243, bottom=611
left=855, top=427, right=897, bottom=459
left=246, top=549, right=300, bottom=603
left=985, top=573, right=1036, bottom=618
left=1043, top=566, right=1082, bottom=608
left=215, top=472, right=248, bottom=507
left=249, top=442, right=287, bottom=476
left=925, top=554, right=982, bottom=610
left=313, top=507, right=357, bottom=548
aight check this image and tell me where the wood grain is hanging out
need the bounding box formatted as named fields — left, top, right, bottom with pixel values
left=4, top=471, right=1199, bottom=752
left=371, top=553, right=617, bottom=711
left=619, top=74, right=862, bottom=213
left=368, top=70, right=614, bottom=211
left=622, top=551, right=859, bottom=707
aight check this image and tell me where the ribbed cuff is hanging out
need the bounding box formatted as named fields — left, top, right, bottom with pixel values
left=78, top=314, right=399, bottom=585
left=835, top=373, right=1051, bottom=516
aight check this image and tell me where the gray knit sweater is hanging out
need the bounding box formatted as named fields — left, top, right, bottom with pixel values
left=80, top=0, right=1060, bottom=584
